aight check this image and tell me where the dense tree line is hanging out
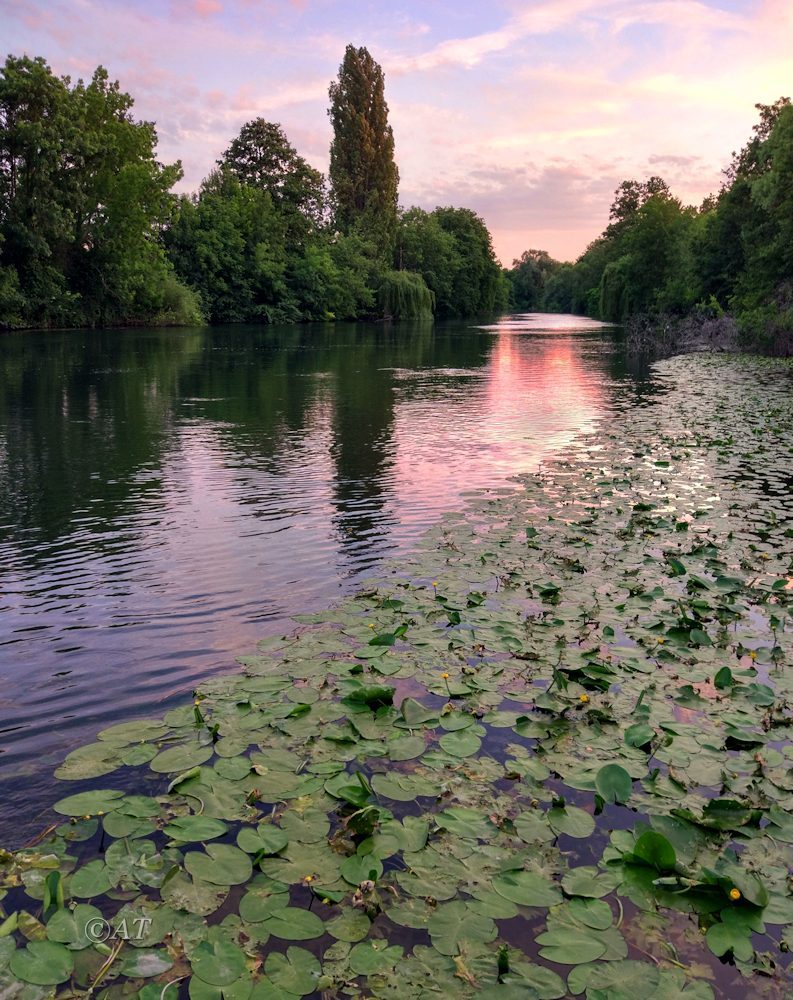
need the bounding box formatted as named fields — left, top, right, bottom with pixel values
left=505, top=99, right=793, bottom=352
left=0, top=47, right=507, bottom=330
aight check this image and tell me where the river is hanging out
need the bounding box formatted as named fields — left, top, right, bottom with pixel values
left=0, top=313, right=642, bottom=840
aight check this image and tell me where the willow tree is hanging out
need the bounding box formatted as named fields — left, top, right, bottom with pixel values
left=328, top=45, right=399, bottom=257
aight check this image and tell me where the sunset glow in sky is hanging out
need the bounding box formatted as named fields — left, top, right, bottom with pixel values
left=3, top=0, right=792, bottom=263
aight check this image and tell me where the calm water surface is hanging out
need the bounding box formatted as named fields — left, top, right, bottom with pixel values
left=0, top=314, right=644, bottom=839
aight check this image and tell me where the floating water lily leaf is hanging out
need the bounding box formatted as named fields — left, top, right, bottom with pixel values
left=237, top=825, right=288, bottom=856
left=163, top=816, right=229, bottom=843
left=184, top=845, right=252, bottom=886
left=435, top=808, right=495, bottom=840
left=514, top=811, right=554, bottom=844
left=547, top=805, right=595, bottom=839
left=386, top=735, right=426, bottom=761
left=280, top=809, right=329, bottom=843
left=238, top=887, right=289, bottom=924
left=326, top=911, right=371, bottom=943
left=263, top=908, right=325, bottom=942
left=119, top=949, right=174, bottom=978
left=348, top=940, right=404, bottom=976
left=340, top=853, right=383, bottom=885
left=625, top=723, right=654, bottom=749
left=191, top=940, right=246, bottom=986
left=10, top=942, right=73, bottom=986
left=160, top=871, right=228, bottom=916
left=568, top=898, right=613, bottom=930
left=536, top=928, right=607, bottom=965
left=52, top=789, right=124, bottom=817
left=595, top=764, right=633, bottom=805
left=264, top=947, right=321, bottom=996
left=562, top=867, right=619, bottom=899
left=426, top=901, right=497, bottom=955
left=45, top=905, right=102, bottom=950
left=69, top=860, right=114, bottom=898
left=631, top=831, right=677, bottom=871
left=706, top=921, right=753, bottom=962
left=567, top=959, right=659, bottom=996
left=371, top=772, right=440, bottom=801
left=400, top=698, right=437, bottom=726
left=493, top=871, right=562, bottom=908
left=438, top=729, right=481, bottom=757
left=150, top=743, right=215, bottom=773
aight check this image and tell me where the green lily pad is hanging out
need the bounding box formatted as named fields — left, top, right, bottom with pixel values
left=326, top=911, right=371, bottom=943
left=163, top=816, right=229, bottom=843
left=493, top=871, right=562, bottom=908
left=595, top=764, right=633, bottom=805
left=191, top=940, right=246, bottom=986
left=348, top=940, right=404, bottom=975
left=426, top=901, right=497, bottom=955
left=10, top=942, right=74, bottom=986
left=438, top=729, right=481, bottom=757
left=536, top=928, right=607, bottom=965
left=264, top=947, right=321, bottom=996
left=237, top=825, right=289, bottom=856
left=52, top=789, right=124, bottom=817
left=119, top=949, right=174, bottom=978
left=262, top=907, right=325, bottom=942
left=150, top=743, right=215, bottom=774
left=184, top=845, right=252, bottom=886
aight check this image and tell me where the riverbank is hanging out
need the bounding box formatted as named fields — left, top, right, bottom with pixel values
left=2, top=353, right=792, bottom=999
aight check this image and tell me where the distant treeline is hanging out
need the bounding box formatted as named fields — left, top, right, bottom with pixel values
left=505, top=99, right=793, bottom=354
left=0, top=47, right=507, bottom=330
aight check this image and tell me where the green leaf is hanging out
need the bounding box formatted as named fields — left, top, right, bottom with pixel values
left=427, top=901, right=497, bottom=955
left=326, top=911, right=371, bottom=943
left=561, top=867, right=619, bottom=899
left=493, top=871, right=562, bottom=908
left=595, top=764, right=632, bottom=805
left=236, top=825, right=288, bottom=856
left=536, top=928, right=607, bottom=965
left=150, top=743, right=214, bottom=773
left=705, top=921, right=753, bottom=962
left=548, top=805, right=595, bottom=839
left=264, top=947, right=321, bottom=996
left=348, top=941, right=404, bottom=976
left=10, top=942, right=74, bottom=985
left=438, top=729, right=481, bottom=757
left=631, top=831, right=677, bottom=871
left=263, top=908, right=325, bottom=941
left=184, top=845, right=252, bottom=886
left=163, top=817, right=229, bottom=843
left=119, top=950, right=174, bottom=978
left=191, top=940, right=246, bottom=986
left=52, top=789, right=124, bottom=817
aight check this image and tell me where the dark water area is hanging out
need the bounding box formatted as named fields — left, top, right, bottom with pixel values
left=0, top=313, right=646, bottom=839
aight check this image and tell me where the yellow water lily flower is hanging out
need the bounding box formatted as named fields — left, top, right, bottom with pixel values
left=729, top=887, right=741, bottom=901
left=579, top=694, right=590, bottom=704
left=441, top=672, right=450, bottom=680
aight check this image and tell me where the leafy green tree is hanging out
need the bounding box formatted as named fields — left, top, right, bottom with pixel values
left=395, top=208, right=456, bottom=313
left=427, top=207, right=508, bottom=317
left=166, top=169, right=295, bottom=324
left=506, top=249, right=561, bottom=311
left=0, top=55, right=200, bottom=329
left=328, top=45, right=398, bottom=256
left=219, top=119, right=326, bottom=242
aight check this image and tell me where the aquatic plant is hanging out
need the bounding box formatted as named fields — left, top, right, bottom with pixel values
left=1, top=354, right=792, bottom=998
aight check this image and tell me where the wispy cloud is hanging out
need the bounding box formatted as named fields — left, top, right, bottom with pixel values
left=2, top=0, right=791, bottom=260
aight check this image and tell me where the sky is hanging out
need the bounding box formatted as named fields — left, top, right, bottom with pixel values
left=3, top=0, right=792, bottom=264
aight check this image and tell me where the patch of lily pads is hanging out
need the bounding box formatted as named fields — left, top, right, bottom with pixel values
left=1, top=354, right=792, bottom=998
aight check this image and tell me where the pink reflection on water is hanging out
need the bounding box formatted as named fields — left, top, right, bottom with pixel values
left=391, top=328, right=605, bottom=528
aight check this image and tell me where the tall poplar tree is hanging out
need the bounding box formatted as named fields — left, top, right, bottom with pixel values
left=327, top=45, right=399, bottom=256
